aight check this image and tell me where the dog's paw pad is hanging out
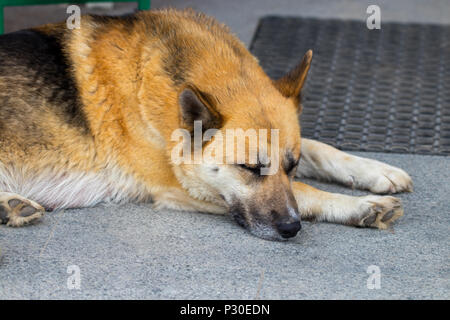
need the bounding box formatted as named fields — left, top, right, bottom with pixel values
left=8, top=199, right=22, bottom=209
left=0, top=205, right=9, bottom=223
left=0, top=193, right=44, bottom=227
left=358, top=196, right=404, bottom=229
left=19, top=205, right=39, bottom=217
left=381, top=209, right=396, bottom=222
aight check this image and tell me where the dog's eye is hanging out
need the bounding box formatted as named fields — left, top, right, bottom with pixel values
left=285, top=156, right=301, bottom=176
left=238, top=164, right=261, bottom=175
left=286, top=164, right=298, bottom=176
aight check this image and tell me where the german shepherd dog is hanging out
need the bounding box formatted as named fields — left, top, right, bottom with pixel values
left=0, top=9, right=412, bottom=240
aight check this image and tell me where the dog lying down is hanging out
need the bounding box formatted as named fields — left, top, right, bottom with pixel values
left=0, top=9, right=412, bottom=240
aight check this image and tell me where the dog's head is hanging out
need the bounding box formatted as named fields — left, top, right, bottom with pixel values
left=171, top=51, right=312, bottom=240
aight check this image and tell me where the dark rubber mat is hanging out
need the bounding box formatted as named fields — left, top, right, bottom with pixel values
left=250, top=17, right=450, bottom=155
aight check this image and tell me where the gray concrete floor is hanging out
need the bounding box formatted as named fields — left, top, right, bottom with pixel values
left=1, top=0, right=449, bottom=299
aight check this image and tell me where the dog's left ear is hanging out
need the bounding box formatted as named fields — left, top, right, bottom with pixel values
left=273, top=50, right=313, bottom=107
left=178, top=85, right=222, bottom=133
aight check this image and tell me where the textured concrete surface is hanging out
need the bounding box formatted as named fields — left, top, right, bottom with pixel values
left=1, top=0, right=449, bottom=299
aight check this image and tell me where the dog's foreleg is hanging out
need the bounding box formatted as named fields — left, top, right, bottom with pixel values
left=0, top=192, right=45, bottom=227
left=298, top=138, right=413, bottom=194
left=292, top=181, right=403, bottom=229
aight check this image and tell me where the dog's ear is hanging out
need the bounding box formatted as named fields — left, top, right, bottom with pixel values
left=273, top=50, right=313, bottom=106
left=178, top=85, right=222, bottom=133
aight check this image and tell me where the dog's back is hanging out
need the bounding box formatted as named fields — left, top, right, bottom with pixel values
left=0, top=9, right=255, bottom=210
left=0, top=28, right=89, bottom=147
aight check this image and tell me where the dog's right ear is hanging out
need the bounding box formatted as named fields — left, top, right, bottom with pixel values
left=178, top=86, right=222, bottom=133
left=273, top=50, right=313, bottom=106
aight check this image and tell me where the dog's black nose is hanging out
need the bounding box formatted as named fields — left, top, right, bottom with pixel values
left=276, top=219, right=301, bottom=238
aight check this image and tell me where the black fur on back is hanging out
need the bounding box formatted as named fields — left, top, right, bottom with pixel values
left=0, top=29, right=90, bottom=134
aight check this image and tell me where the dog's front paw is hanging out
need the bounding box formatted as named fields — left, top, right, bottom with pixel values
left=353, top=195, right=404, bottom=229
left=0, top=192, right=44, bottom=227
left=348, top=158, right=413, bottom=194
left=368, top=164, right=413, bottom=194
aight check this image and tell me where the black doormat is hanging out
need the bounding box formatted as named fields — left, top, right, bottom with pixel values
left=250, top=17, right=450, bottom=155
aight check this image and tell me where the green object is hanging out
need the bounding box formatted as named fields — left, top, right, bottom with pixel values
left=0, top=0, right=151, bottom=34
